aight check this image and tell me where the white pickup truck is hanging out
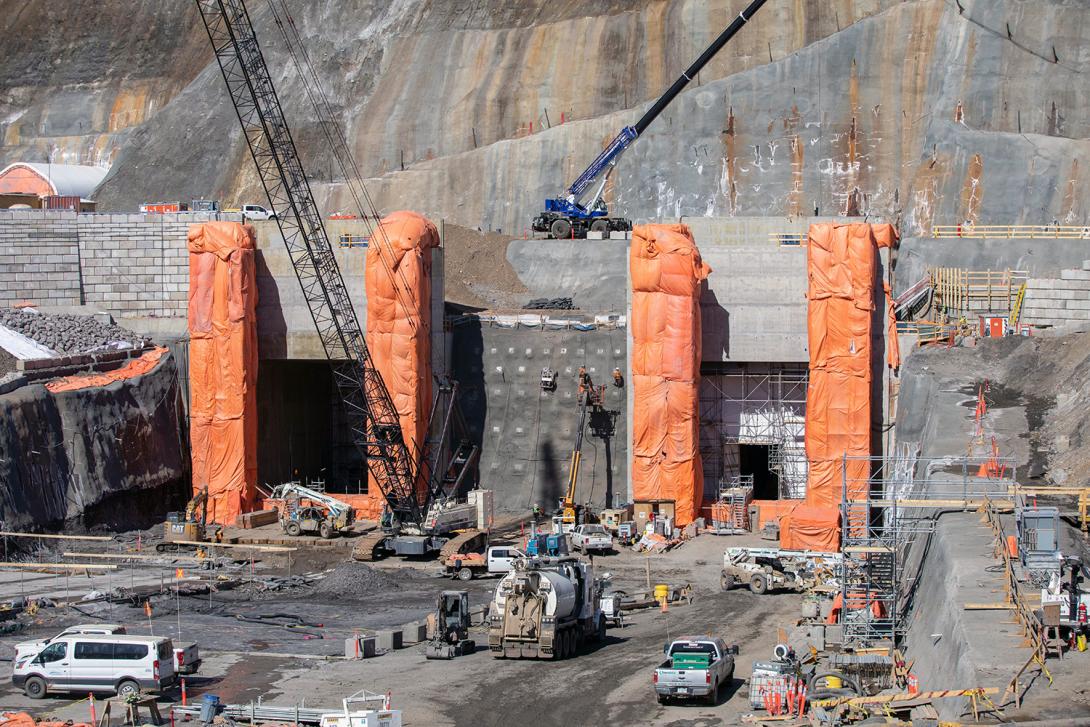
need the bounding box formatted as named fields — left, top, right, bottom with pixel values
left=443, top=546, right=518, bottom=581
left=15, top=625, right=201, bottom=675
left=569, top=524, right=613, bottom=554
left=653, top=636, right=737, bottom=705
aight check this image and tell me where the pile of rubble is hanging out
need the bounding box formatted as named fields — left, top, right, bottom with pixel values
left=0, top=309, right=150, bottom=355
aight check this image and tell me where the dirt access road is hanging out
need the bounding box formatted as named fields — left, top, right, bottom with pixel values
left=0, top=534, right=801, bottom=725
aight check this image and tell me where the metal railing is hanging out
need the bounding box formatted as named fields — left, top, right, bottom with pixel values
left=932, top=224, right=1090, bottom=239
left=768, top=232, right=807, bottom=247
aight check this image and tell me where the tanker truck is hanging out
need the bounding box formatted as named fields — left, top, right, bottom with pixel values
left=488, top=555, right=606, bottom=660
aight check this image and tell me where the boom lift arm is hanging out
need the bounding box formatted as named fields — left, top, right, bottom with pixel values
left=533, top=0, right=768, bottom=239
left=194, top=0, right=424, bottom=526
left=560, top=367, right=605, bottom=527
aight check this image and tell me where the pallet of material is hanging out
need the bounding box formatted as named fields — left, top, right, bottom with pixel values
left=236, top=509, right=280, bottom=529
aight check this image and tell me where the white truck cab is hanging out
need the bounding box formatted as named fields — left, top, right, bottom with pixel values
left=241, top=204, right=277, bottom=220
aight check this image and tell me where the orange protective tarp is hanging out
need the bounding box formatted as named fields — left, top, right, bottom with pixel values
left=188, top=221, right=258, bottom=525
left=2, top=713, right=90, bottom=727
left=786, top=222, right=898, bottom=552
left=751, top=498, right=802, bottom=529
left=802, top=222, right=898, bottom=510
left=365, top=211, right=439, bottom=500
left=46, top=347, right=167, bottom=392
left=630, top=223, right=710, bottom=526
left=779, top=505, right=841, bottom=551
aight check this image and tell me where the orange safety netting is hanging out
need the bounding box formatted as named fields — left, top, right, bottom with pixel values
left=630, top=223, right=710, bottom=526
left=785, top=222, right=898, bottom=552
left=45, top=347, right=167, bottom=392
left=188, top=221, right=258, bottom=525
left=365, top=211, right=439, bottom=500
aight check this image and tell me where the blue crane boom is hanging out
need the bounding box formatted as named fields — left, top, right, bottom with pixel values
left=533, top=0, right=769, bottom=239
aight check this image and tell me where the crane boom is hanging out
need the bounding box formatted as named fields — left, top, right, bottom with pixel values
left=194, top=0, right=423, bottom=526
left=533, top=0, right=768, bottom=239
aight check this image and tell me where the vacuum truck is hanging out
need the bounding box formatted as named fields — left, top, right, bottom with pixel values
left=488, top=556, right=606, bottom=660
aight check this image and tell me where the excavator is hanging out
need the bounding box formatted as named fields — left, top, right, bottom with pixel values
left=159, top=486, right=222, bottom=552
left=532, top=0, right=768, bottom=238
left=555, top=367, right=605, bottom=533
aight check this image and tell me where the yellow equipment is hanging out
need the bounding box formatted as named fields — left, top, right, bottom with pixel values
left=559, top=368, right=605, bottom=529
left=160, top=486, right=220, bottom=551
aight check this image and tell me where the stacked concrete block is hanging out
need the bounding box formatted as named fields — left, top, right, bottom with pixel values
left=1020, top=261, right=1090, bottom=327
left=401, top=622, right=427, bottom=644
left=344, top=634, right=377, bottom=659
left=0, top=210, right=82, bottom=308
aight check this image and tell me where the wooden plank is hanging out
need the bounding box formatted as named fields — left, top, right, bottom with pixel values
left=964, top=603, right=1017, bottom=610
left=0, top=562, right=118, bottom=570
left=168, top=540, right=296, bottom=553
left=63, top=551, right=204, bottom=562
left=0, top=531, right=113, bottom=542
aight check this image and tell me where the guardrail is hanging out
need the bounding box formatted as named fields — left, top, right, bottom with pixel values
left=768, top=232, right=807, bottom=247
left=933, top=224, right=1090, bottom=239
left=338, top=233, right=369, bottom=248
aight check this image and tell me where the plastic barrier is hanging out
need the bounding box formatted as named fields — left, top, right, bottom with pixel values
left=188, top=221, right=258, bottom=524
left=365, top=211, right=439, bottom=499
left=630, top=223, right=710, bottom=526
left=46, top=347, right=167, bottom=392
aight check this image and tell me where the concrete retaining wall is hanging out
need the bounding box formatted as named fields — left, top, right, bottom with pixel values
left=1021, top=261, right=1090, bottom=328
left=452, top=317, right=627, bottom=513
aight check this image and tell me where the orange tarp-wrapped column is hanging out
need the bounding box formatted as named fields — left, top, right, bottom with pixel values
left=188, top=221, right=258, bottom=524
left=630, top=223, right=710, bottom=526
left=790, top=222, right=898, bottom=551
left=365, top=211, right=439, bottom=500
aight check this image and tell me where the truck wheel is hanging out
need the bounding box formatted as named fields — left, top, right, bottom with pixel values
left=706, top=680, right=719, bottom=705
left=590, top=219, right=610, bottom=235
left=116, top=679, right=140, bottom=699
left=23, top=676, right=46, bottom=699
left=319, top=521, right=334, bottom=539
left=749, top=574, right=769, bottom=595
left=457, top=567, right=474, bottom=582
left=550, top=218, right=572, bottom=239
left=285, top=521, right=302, bottom=537
left=720, top=572, right=737, bottom=591
left=656, top=694, right=669, bottom=705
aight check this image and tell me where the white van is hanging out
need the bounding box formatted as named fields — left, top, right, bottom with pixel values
left=241, top=204, right=277, bottom=220
left=13, top=634, right=176, bottom=699
left=14, top=624, right=127, bottom=663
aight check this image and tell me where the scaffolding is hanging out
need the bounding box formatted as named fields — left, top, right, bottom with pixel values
left=837, top=447, right=1019, bottom=646
left=699, top=365, right=809, bottom=500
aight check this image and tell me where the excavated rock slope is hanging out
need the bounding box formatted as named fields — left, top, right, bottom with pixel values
left=4, top=1, right=1088, bottom=237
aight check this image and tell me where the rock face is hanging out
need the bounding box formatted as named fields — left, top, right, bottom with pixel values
left=3, top=1, right=1088, bottom=237
left=0, top=351, right=187, bottom=530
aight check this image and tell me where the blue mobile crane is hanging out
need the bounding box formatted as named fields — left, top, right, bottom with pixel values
left=532, top=0, right=768, bottom=239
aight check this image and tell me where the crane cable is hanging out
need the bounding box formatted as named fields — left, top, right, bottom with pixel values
left=267, top=0, right=423, bottom=339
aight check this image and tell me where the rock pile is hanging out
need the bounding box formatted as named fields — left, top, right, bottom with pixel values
left=0, top=309, right=150, bottom=355
left=310, top=561, right=405, bottom=600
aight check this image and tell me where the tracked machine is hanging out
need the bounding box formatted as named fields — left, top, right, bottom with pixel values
left=195, top=0, right=484, bottom=564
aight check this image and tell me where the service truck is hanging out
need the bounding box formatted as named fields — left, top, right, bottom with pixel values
left=442, top=545, right=518, bottom=581
left=488, top=555, right=606, bottom=660
left=653, top=636, right=737, bottom=705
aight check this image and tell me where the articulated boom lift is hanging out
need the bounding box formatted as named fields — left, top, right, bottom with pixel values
left=557, top=367, right=606, bottom=531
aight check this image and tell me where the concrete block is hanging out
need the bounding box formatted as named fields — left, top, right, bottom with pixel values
left=344, top=635, right=377, bottom=659
left=1066, top=299, right=1090, bottom=310
left=1061, top=269, right=1090, bottom=281
left=609, top=231, right=631, bottom=240
left=1083, top=260, right=1090, bottom=271
left=586, top=231, right=604, bottom=240
left=375, top=629, right=403, bottom=651
left=401, top=622, right=427, bottom=644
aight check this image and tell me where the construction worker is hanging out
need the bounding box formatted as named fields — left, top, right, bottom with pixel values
left=532, top=503, right=543, bottom=523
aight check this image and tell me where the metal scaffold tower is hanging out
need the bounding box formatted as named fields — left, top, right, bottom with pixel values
left=699, top=365, right=808, bottom=498
left=836, top=446, right=1019, bottom=646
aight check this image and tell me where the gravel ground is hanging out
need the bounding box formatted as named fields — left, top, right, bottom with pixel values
left=442, top=224, right=527, bottom=309
left=0, top=308, right=150, bottom=354
left=309, top=561, right=412, bottom=600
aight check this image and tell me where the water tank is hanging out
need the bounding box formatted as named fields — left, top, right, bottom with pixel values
left=538, top=570, right=577, bottom=620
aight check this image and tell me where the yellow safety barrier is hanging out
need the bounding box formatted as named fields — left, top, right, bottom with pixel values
left=768, top=232, right=808, bottom=247
left=932, top=224, right=1090, bottom=239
